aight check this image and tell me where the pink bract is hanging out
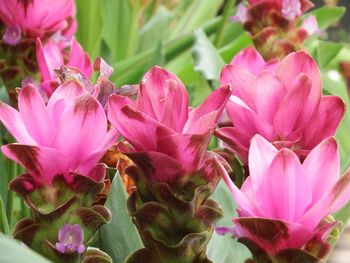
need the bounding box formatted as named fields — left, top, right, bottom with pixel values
left=0, top=81, right=117, bottom=184
left=216, top=47, right=345, bottom=163
left=108, top=66, right=232, bottom=182
left=218, top=134, right=350, bottom=254
left=0, top=0, right=76, bottom=40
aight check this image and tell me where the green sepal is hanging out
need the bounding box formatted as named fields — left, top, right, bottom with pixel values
left=126, top=166, right=223, bottom=263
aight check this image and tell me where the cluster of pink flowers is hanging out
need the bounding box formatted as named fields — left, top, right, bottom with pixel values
left=0, top=1, right=349, bottom=262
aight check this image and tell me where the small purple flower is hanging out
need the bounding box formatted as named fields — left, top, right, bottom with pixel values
left=2, top=25, right=22, bottom=46
left=282, top=0, right=301, bottom=20
left=55, top=224, right=85, bottom=254
left=230, top=3, right=248, bottom=24
left=301, top=15, right=325, bottom=37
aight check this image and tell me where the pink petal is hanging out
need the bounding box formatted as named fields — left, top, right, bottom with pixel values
left=35, top=38, right=63, bottom=81
left=301, top=96, right=345, bottom=148
left=157, top=131, right=212, bottom=172
left=136, top=66, right=189, bottom=132
left=273, top=74, right=312, bottom=136
left=53, top=94, right=108, bottom=161
left=110, top=105, right=174, bottom=152
left=68, top=37, right=92, bottom=78
left=215, top=127, right=250, bottom=163
left=276, top=51, right=322, bottom=124
left=248, top=134, right=278, bottom=187
left=220, top=65, right=257, bottom=111
left=0, top=101, right=35, bottom=144
left=219, top=162, right=260, bottom=216
left=258, top=149, right=312, bottom=221
left=254, top=72, right=285, bottom=122
left=1, top=144, right=69, bottom=183
left=227, top=96, right=275, bottom=140
left=230, top=46, right=279, bottom=76
left=300, top=168, right=350, bottom=229
left=303, top=137, right=339, bottom=203
left=18, top=85, right=54, bottom=146
left=184, top=85, right=232, bottom=134
left=107, top=94, right=133, bottom=129
left=126, top=151, right=184, bottom=182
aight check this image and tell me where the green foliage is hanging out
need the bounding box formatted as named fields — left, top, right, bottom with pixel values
left=99, top=174, right=143, bottom=263
left=0, top=196, right=9, bottom=235
left=75, top=0, right=103, bottom=60
left=0, top=234, right=52, bottom=263
left=307, top=6, right=346, bottom=30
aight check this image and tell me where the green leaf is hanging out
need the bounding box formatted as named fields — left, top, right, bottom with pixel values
left=0, top=235, right=52, bottom=263
left=207, top=181, right=251, bottom=263
left=138, top=6, right=173, bottom=52
left=101, top=0, right=141, bottom=61
left=307, top=6, right=346, bottom=30
left=0, top=196, right=9, bottom=235
left=316, top=41, right=345, bottom=69
left=75, top=0, right=103, bottom=60
left=192, top=29, right=225, bottom=88
left=99, top=174, right=143, bottom=263
left=169, top=0, right=224, bottom=38
left=0, top=150, right=8, bottom=205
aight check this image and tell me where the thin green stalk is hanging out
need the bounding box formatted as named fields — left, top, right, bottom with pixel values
left=6, top=161, right=17, bottom=227
left=214, top=0, right=236, bottom=47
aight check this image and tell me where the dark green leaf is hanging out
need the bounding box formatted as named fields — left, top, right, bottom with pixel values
left=0, top=196, right=9, bottom=235
left=99, top=174, right=143, bottom=263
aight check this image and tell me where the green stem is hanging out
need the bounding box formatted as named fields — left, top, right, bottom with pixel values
left=213, top=0, right=236, bottom=47
left=6, top=161, right=17, bottom=227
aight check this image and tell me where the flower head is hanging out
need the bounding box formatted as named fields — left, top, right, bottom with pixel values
left=0, top=0, right=76, bottom=41
left=216, top=47, right=345, bottom=163
left=55, top=224, right=85, bottom=254
left=108, top=66, right=232, bottom=182
left=217, top=135, right=350, bottom=259
left=0, top=81, right=117, bottom=184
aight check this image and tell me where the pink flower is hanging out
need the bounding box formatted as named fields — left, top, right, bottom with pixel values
left=282, top=0, right=301, bottom=20
left=217, top=135, right=350, bottom=257
left=0, top=0, right=76, bottom=42
left=36, top=37, right=92, bottom=98
left=108, top=66, right=232, bottom=182
left=216, top=47, right=345, bottom=163
left=0, top=81, right=117, bottom=184
left=301, top=15, right=324, bottom=36
left=230, top=4, right=249, bottom=24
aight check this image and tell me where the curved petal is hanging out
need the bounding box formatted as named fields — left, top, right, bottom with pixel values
left=258, top=149, right=312, bottom=221
left=220, top=64, right=257, bottom=111
left=68, top=37, right=92, bottom=78
left=136, top=66, right=189, bottom=132
left=276, top=51, right=322, bottom=123
left=18, top=85, right=54, bottom=146
left=0, top=101, right=35, bottom=144
left=300, top=168, right=350, bottom=229
left=53, top=94, right=108, bottom=160
left=273, top=74, right=312, bottom=136
left=215, top=127, right=250, bottom=162
left=157, top=131, right=212, bottom=172
left=35, top=39, right=63, bottom=81
left=126, top=151, right=184, bottom=182
left=301, top=96, right=345, bottom=148
left=249, top=135, right=278, bottom=187
left=230, top=46, right=279, bottom=76
left=254, top=72, right=285, bottom=123
left=303, top=137, right=339, bottom=203
left=184, top=86, right=232, bottom=134
left=1, top=144, right=69, bottom=183
left=227, top=96, right=275, bottom=140
left=110, top=105, right=174, bottom=152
